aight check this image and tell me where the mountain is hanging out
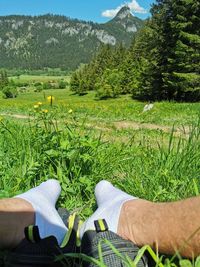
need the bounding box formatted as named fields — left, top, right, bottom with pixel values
left=0, top=7, right=144, bottom=71
left=104, top=6, right=144, bottom=44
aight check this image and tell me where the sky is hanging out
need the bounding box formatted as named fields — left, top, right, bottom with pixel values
left=0, top=0, right=154, bottom=22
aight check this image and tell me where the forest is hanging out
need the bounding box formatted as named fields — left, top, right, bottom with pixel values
left=71, top=0, right=200, bottom=101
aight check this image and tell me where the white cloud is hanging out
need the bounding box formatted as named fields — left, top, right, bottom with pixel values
left=102, top=7, right=121, bottom=18
left=102, top=0, right=147, bottom=18
left=128, top=0, right=147, bottom=14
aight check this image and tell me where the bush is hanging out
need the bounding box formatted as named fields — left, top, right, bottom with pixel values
left=34, top=85, right=43, bottom=92
left=58, top=80, right=68, bottom=89
left=42, top=81, right=58, bottom=90
left=33, top=82, right=43, bottom=87
left=42, top=81, right=51, bottom=90
left=2, top=86, right=18, bottom=98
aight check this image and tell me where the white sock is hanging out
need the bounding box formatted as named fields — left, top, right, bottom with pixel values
left=15, top=179, right=67, bottom=245
left=80, top=180, right=137, bottom=237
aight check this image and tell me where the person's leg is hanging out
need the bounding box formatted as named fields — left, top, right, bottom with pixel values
left=0, top=198, right=34, bottom=249
left=81, top=180, right=200, bottom=258
left=0, top=179, right=67, bottom=249
left=118, top=197, right=200, bottom=258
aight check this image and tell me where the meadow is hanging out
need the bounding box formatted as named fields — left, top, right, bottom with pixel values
left=0, top=75, right=200, bottom=266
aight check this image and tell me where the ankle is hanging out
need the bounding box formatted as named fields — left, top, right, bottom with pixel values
left=15, top=199, right=35, bottom=246
left=117, top=199, right=138, bottom=244
left=117, top=199, right=155, bottom=247
left=0, top=198, right=35, bottom=248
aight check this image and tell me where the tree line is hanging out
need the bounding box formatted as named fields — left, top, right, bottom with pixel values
left=70, top=0, right=200, bottom=101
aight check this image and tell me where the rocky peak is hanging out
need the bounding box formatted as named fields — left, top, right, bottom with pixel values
left=108, top=6, right=142, bottom=34
left=115, top=6, right=132, bottom=20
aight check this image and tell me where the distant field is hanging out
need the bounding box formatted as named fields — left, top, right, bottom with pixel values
left=10, top=74, right=70, bottom=83
left=0, top=83, right=199, bottom=161
left=0, top=87, right=199, bottom=127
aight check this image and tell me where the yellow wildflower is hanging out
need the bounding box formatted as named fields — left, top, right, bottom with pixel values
left=42, top=109, right=48, bottom=113
left=34, top=105, right=39, bottom=109
left=37, top=102, right=42, bottom=106
left=68, top=109, right=73, bottom=114
left=47, top=96, right=55, bottom=102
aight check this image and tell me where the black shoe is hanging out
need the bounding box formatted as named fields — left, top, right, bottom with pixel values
left=4, top=209, right=81, bottom=267
left=81, top=219, right=148, bottom=267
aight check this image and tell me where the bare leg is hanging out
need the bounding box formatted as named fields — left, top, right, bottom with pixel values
left=81, top=180, right=200, bottom=258
left=118, top=197, right=200, bottom=258
left=0, top=180, right=68, bottom=249
left=0, top=198, right=34, bottom=249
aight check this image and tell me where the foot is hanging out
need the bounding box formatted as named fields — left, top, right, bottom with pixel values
left=15, top=179, right=67, bottom=244
left=80, top=180, right=137, bottom=238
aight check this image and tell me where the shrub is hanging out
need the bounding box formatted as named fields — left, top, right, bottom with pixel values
left=2, top=86, right=18, bottom=98
left=58, top=80, right=68, bottom=89
left=34, top=85, right=43, bottom=92
left=34, top=82, right=43, bottom=87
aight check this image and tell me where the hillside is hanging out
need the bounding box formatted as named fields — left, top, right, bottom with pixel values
left=0, top=7, right=144, bottom=71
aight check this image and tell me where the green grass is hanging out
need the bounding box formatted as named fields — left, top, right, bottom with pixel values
left=0, top=89, right=199, bottom=127
left=0, top=110, right=200, bottom=266
left=0, top=106, right=199, bottom=208
left=0, top=77, right=200, bottom=266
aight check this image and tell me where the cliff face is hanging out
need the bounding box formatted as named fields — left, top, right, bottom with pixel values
left=0, top=8, right=144, bottom=70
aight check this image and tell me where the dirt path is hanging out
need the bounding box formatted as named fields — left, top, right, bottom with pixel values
left=0, top=113, right=31, bottom=120
left=113, top=121, right=190, bottom=136
left=0, top=112, right=189, bottom=136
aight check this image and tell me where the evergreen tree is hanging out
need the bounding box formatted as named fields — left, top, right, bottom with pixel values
left=70, top=0, right=200, bottom=102
left=121, top=22, right=162, bottom=100
left=70, top=43, right=128, bottom=98
left=147, top=0, right=200, bottom=101
left=163, top=0, right=200, bottom=101
left=70, top=72, right=80, bottom=94
left=129, top=0, right=200, bottom=101
left=70, top=65, right=88, bottom=95
left=0, top=70, right=9, bottom=90
left=95, top=68, right=123, bottom=99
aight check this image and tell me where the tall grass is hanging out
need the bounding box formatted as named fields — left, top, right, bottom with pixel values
left=0, top=110, right=200, bottom=266
left=0, top=112, right=199, bottom=212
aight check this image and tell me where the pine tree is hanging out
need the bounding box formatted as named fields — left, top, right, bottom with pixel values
left=164, top=0, right=200, bottom=101
left=70, top=72, right=80, bottom=94
left=149, top=0, right=200, bottom=101
left=70, top=65, right=89, bottom=95
left=0, top=70, right=9, bottom=90
left=70, top=44, right=124, bottom=97
left=126, top=21, right=162, bottom=100
left=95, top=68, right=123, bottom=99
left=129, top=0, right=200, bottom=101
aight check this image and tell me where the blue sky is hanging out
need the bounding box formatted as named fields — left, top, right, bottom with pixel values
left=0, top=0, right=154, bottom=22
